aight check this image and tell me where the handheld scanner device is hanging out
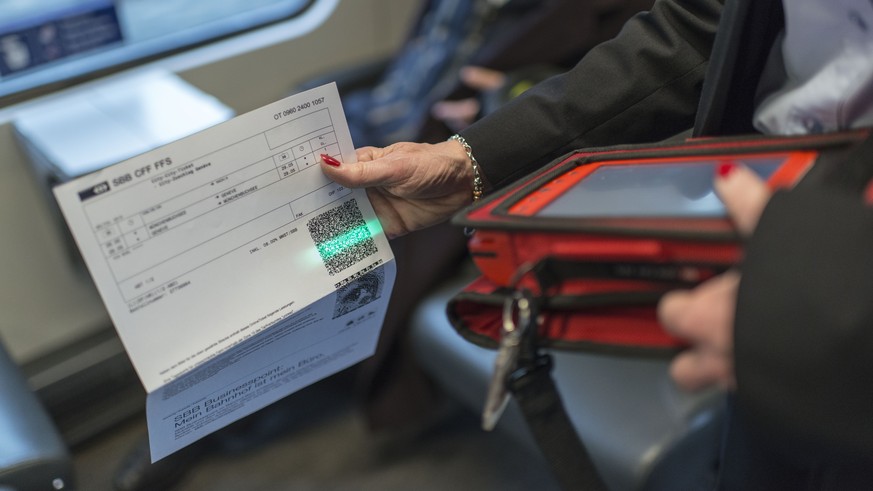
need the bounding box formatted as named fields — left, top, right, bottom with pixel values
left=455, top=145, right=820, bottom=286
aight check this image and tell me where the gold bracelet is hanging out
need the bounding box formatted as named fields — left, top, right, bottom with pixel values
left=449, top=134, right=484, bottom=202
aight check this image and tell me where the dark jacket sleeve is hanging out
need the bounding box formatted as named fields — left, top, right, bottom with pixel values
left=735, top=186, right=873, bottom=459
left=458, top=0, right=723, bottom=191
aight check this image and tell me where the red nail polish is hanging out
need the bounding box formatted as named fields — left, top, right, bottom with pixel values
left=321, top=154, right=341, bottom=167
left=717, top=162, right=737, bottom=178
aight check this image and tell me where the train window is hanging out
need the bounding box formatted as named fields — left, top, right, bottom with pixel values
left=0, top=0, right=314, bottom=104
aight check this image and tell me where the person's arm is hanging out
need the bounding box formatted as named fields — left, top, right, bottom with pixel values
left=734, top=186, right=873, bottom=457
left=323, top=0, right=724, bottom=239
left=462, top=0, right=724, bottom=191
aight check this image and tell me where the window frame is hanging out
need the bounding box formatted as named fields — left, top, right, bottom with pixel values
left=0, top=0, right=334, bottom=108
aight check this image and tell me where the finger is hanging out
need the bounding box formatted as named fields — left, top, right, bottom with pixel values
left=670, top=349, right=734, bottom=391
left=459, top=66, right=506, bottom=91
left=670, top=351, right=712, bottom=391
left=658, top=271, right=740, bottom=346
left=715, top=163, right=771, bottom=235
left=657, top=288, right=691, bottom=328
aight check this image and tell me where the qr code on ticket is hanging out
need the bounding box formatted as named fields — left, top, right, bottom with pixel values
left=307, top=199, right=378, bottom=276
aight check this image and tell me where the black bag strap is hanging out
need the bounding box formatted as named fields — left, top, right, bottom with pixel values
left=501, top=256, right=699, bottom=490
left=508, top=354, right=609, bottom=491
left=502, top=282, right=609, bottom=491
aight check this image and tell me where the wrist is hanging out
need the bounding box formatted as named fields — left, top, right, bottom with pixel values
left=448, top=134, right=484, bottom=202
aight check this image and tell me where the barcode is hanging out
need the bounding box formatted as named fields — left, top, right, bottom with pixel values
left=307, top=199, right=378, bottom=275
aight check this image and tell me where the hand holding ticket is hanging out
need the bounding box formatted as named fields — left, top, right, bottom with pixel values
left=53, top=83, right=395, bottom=461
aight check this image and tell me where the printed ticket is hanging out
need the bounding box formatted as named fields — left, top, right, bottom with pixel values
left=53, top=83, right=395, bottom=461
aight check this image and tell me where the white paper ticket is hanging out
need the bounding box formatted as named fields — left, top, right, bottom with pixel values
left=53, top=83, right=395, bottom=460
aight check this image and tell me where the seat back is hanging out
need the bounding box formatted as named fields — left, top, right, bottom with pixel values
left=0, top=342, right=73, bottom=491
left=409, top=267, right=723, bottom=490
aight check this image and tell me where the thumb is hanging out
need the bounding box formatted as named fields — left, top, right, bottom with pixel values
left=319, top=151, right=407, bottom=190
left=715, top=163, right=771, bottom=236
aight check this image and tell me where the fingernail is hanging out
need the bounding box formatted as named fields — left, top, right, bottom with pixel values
left=717, top=161, right=737, bottom=178
left=321, top=154, right=341, bottom=167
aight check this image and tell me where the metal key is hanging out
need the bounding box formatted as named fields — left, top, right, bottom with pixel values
left=482, top=290, right=532, bottom=431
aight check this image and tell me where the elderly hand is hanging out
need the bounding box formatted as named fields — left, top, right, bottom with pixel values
left=320, top=140, right=475, bottom=239
left=657, top=163, right=772, bottom=391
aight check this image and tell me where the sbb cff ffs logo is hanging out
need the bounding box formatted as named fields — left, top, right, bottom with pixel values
left=77, top=181, right=110, bottom=202
left=76, top=156, right=173, bottom=202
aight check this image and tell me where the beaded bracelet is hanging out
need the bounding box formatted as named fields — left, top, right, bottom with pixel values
left=449, top=134, right=484, bottom=202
